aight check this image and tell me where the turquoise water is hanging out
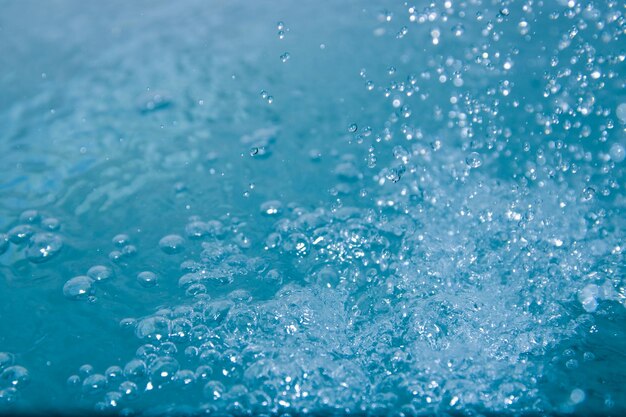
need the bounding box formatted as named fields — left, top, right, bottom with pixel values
left=1, top=0, right=625, bottom=415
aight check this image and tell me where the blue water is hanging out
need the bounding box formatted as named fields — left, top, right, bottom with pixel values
left=1, top=0, right=625, bottom=415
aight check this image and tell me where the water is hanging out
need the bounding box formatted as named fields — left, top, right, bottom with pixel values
left=0, top=0, right=625, bottom=415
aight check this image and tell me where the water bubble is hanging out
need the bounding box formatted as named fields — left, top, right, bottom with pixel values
left=174, top=370, right=196, bottom=389
left=609, top=143, right=625, bottom=163
left=203, top=380, right=226, bottom=401
left=109, top=251, right=123, bottom=263
left=112, top=234, right=131, bottom=248
left=105, top=366, right=124, bottom=384
left=63, top=276, right=95, bottom=300
left=66, top=374, right=81, bottom=388
left=0, top=387, right=18, bottom=405
left=119, top=381, right=139, bottom=398
left=7, top=225, right=34, bottom=244
left=617, top=103, right=626, bottom=124
left=0, top=352, right=14, bottom=370
left=79, top=364, right=94, bottom=377
left=136, top=317, right=170, bottom=341
left=159, top=235, right=185, bottom=254
left=82, top=374, right=107, bottom=394
left=121, top=245, right=137, bottom=257
left=570, top=389, right=586, bottom=404
left=348, top=123, right=358, bottom=133
left=123, top=359, right=147, bottom=380
left=19, top=210, right=40, bottom=224
left=137, top=92, right=172, bottom=113
left=41, top=217, right=60, bottom=231
left=87, top=265, right=114, bottom=282
left=1, top=366, right=30, bottom=387
left=280, top=52, right=290, bottom=62
left=25, top=233, right=63, bottom=263
left=137, top=271, right=158, bottom=288
left=581, top=187, right=596, bottom=202
left=0, top=234, right=9, bottom=255
left=451, top=24, right=465, bottom=37
left=185, top=221, right=208, bottom=239
left=149, top=356, right=180, bottom=385
left=260, top=200, right=282, bottom=216
left=465, top=152, right=483, bottom=168
left=103, top=391, right=123, bottom=409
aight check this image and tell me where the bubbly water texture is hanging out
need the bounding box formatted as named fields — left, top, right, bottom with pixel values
left=1, top=0, right=625, bottom=415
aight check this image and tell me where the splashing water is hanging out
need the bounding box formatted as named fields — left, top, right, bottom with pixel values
left=0, top=0, right=625, bottom=416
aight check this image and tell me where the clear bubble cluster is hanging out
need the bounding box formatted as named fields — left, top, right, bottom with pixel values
left=1, top=0, right=625, bottom=415
left=0, top=353, right=29, bottom=405
left=0, top=210, right=63, bottom=264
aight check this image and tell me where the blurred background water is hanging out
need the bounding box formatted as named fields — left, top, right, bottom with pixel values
left=0, top=0, right=625, bottom=415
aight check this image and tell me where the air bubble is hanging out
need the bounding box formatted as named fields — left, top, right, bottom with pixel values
left=7, top=225, right=34, bottom=244
left=149, top=356, right=180, bottom=385
left=159, top=235, right=185, bottom=254
left=123, top=359, right=147, bottom=380
left=465, top=152, right=483, bottom=168
left=19, top=210, right=40, bottom=224
left=348, top=123, right=358, bottom=133
left=112, top=234, right=131, bottom=248
left=609, top=143, right=625, bottom=163
left=63, top=276, right=95, bottom=300
left=0, top=234, right=9, bottom=255
left=137, top=271, right=158, bottom=288
left=280, top=52, right=290, bottom=62
left=0, top=352, right=14, bottom=370
left=41, top=217, right=60, bottom=231
left=24, top=233, right=63, bottom=263
left=1, top=366, right=30, bottom=387
left=87, top=265, right=114, bottom=282
left=260, top=200, right=282, bottom=216
left=617, top=103, right=626, bottom=124
left=82, top=374, right=108, bottom=395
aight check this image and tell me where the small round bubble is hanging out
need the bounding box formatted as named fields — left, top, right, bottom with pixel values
left=63, top=276, right=95, bottom=300
left=159, top=235, right=185, bottom=254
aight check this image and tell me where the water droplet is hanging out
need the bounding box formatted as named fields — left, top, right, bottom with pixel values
left=63, top=276, right=95, bottom=300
